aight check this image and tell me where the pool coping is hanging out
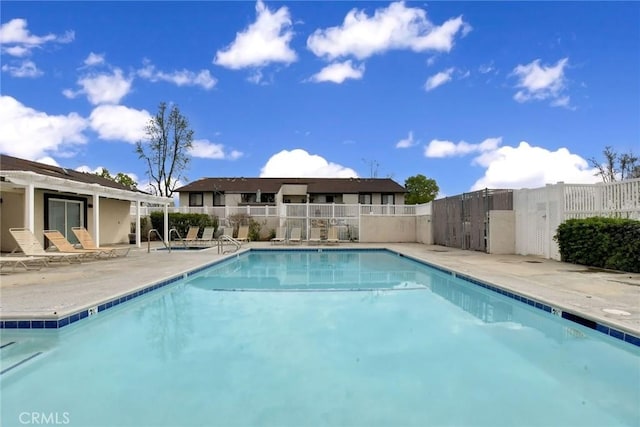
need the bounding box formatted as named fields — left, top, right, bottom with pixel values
left=1, top=247, right=638, bottom=348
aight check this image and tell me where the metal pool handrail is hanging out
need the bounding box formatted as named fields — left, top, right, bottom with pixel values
left=147, top=228, right=188, bottom=253
left=218, top=235, right=241, bottom=254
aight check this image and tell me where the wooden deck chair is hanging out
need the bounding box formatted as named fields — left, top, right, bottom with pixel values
left=9, top=228, right=82, bottom=263
left=0, top=255, right=47, bottom=272
left=71, top=227, right=130, bottom=257
left=326, top=226, right=340, bottom=245
left=44, top=230, right=104, bottom=259
left=271, top=227, right=286, bottom=245
left=236, top=225, right=250, bottom=242
left=184, top=226, right=200, bottom=243
left=196, top=227, right=215, bottom=246
left=308, top=227, right=323, bottom=245
left=288, top=227, right=302, bottom=245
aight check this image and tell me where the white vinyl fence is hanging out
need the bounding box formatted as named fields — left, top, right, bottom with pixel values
left=514, top=179, right=640, bottom=260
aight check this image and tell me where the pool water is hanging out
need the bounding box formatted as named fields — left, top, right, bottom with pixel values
left=1, top=250, right=639, bottom=426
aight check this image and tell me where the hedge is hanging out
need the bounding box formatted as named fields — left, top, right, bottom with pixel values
left=554, top=217, right=640, bottom=273
left=149, top=212, right=218, bottom=239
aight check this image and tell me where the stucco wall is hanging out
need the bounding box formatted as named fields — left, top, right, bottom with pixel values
left=415, top=215, right=433, bottom=244
left=96, top=198, right=132, bottom=245
left=0, top=191, right=25, bottom=252
left=359, top=215, right=417, bottom=242
left=488, top=210, right=515, bottom=254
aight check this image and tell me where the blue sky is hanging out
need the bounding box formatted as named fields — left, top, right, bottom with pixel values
left=1, top=1, right=638, bottom=199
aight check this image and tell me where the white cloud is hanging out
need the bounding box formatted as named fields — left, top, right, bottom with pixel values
left=260, top=149, right=358, bottom=178
left=0, top=18, right=74, bottom=57
left=307, top=2, right=470, bottom=60
left=83, top=52, right=105, bottom=67
left=137, top=62, right=217, bottom=90
left=512, top=58, right=570, bottom=106
left=64, top=68, right=133, bottom=105
left=424, top=137, right=502, bottom=158
left=0, top=95, right=88, bottom=159
left=1, top=59, right=42, bottom=77
left=309, top=60, right=364, bottom=83
left=214, top=0, right=296, bottom=70
left=189, top=139, right=244, bottom=160
left=424, top=67, right=454, bottom=91
left=89, top=104, right=151, bottom=143
left=471, top=141, right=599, bottom=190
left=395, top=131, right=417, bottom=148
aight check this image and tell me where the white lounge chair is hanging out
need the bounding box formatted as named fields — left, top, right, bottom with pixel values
left=326, top=226, right=340, bottom=245
left=0, top=255, right=47, bottom=272
left=308, top=227, right=322, bottom=245
left=71, top=227, right=130, bottom=257
left=288, top=227, right=302, bottom=245
left=196, top=227, right=215, bottom=246
left=271, top=227, right=286, bottom=245
left=184, top=226, right=200, bottom=244
left=237, top=225, right=250, bottom=242
left=44, top=230, right=104, bottom=259
left=9, top=228, right=82, bottom=263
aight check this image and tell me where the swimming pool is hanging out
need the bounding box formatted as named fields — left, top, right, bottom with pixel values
left=1, top=249, right=639, bottom=426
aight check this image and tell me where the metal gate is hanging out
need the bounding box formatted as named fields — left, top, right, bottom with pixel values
left=432, top=189, right=513, bottom=252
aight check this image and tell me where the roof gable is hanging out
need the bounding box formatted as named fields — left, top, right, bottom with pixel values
left=0, top=154, right=146, bottom=193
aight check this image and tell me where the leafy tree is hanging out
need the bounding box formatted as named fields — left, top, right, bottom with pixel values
left=96, top=168, right=137, bottom=189
left=589, top=146, right=639, bottom=182
left=404, top=174, right=439, bottom=204
left=136, top=102, right=194, bottom=197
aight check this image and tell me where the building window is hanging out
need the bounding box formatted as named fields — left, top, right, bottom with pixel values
left=213, top=192, right=224, bottom=206
left=260, top=193, right=275, bottom=203
left=189, top=193, right=203, bottom=207
left=382, top=193, right=395, bottom=204
left=241, top=193, right=257, bottom=203
left=326, top=195, right=334, bottom=203
left=358, top=193, right=372, bottom=204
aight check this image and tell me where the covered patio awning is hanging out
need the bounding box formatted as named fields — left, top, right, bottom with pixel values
left=1, top=170, right=172, bottom=247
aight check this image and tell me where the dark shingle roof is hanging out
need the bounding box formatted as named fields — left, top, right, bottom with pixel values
left=0, top=154, right=144, bottom=193
left=174, top=177, right=406, bottom=193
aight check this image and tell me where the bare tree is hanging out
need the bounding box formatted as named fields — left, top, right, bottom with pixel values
left=589, top=146, right=639, bottom=182
left=136, top=102, right=194, bottom=197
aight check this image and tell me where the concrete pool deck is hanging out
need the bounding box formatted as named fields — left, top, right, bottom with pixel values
left=1, top=242, right=639, bottom=336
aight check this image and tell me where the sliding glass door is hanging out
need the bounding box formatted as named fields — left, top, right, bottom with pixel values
left=47, top=197, right=84, bottom=244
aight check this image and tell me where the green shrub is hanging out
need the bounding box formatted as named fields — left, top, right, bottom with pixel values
left=554, top=217, right=640, bottom=273
left=248, top=219, right=261, bottom=241
left=149, top=212, right=217, bottom=239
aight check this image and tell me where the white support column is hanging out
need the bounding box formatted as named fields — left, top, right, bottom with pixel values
left=164, top=203, right=169, bottom=244
left=136, top=200, right=141, bottom=248
left=92, top=192, right=100, bottom=245
left=25, top=183, right=35, bottom=232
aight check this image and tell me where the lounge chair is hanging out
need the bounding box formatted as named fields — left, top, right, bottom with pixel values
left=184, top=226, right=200, bottom=244
left=196, top=227, right=215, bottom=246
left=0, top=255, right=47, bottom=272
left=326, top=226, right=340, bottom=245
left=9, top=228, right=82, bottom=263
left=288, top=227, right=302, bottom=245
left=271, top=227, right=286, bottom=245
left=44, top=230, right=105, bottom=259
left=236, top=225, right=250, bottom=242
left=71, top=227, right=130, bottom=257
left=221, top=227, right=234, bottom=238
left=308, top=227, right=322, bottom=245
